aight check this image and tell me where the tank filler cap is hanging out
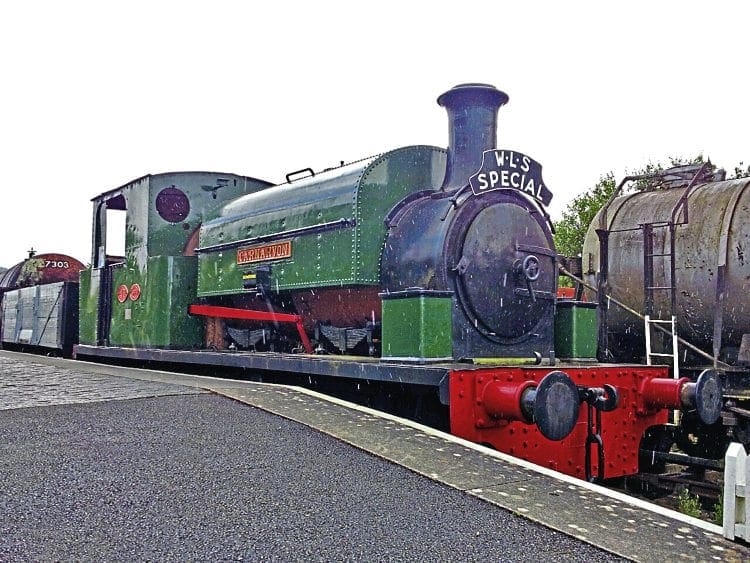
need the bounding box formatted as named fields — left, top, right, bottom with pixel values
left=533, top=371, right=580, bottom=441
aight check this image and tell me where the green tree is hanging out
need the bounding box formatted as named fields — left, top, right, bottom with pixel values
left=553, top=172, right=616, bottom=258
left=553, top=155, right=710, bottom=258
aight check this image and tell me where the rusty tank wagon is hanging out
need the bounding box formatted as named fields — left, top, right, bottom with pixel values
left=582, top=164, right=750, bottom=456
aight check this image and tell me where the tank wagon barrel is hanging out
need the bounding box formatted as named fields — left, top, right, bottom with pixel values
left=583, top=169, right=750, bottom=365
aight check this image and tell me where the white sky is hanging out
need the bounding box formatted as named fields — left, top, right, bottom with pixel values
left=1, top=1, right=748, bottom=267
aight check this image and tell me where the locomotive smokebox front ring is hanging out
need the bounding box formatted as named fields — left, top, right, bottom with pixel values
left=444, top=191, right=557, bottom=346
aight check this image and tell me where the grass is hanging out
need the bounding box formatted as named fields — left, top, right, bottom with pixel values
left=712, top=495, right=723, bottom=525
left=676, top=488, right=702, bottom=518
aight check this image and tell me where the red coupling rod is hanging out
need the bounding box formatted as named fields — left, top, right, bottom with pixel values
left=189, top=304, right=313, bottom=354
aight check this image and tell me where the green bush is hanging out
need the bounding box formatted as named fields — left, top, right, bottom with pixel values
left=677, top=488, right=702, bottom=518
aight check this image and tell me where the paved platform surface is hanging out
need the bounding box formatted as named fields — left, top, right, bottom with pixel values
left=1, top=351, right=749, bottom=561
left=0, top=355, right=204, bottom=410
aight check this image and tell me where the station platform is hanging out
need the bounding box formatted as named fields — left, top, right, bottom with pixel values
left=1, top=350, right=748, bottom=561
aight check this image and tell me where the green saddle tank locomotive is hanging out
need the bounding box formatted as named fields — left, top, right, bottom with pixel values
left=72, top=84, right=720, bottom=482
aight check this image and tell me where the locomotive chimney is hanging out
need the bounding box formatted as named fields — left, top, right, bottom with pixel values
left=437, top=83, right=509, bottom=191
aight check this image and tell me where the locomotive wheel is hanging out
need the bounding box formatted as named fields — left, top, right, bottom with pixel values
left=638, top=425, right=675, bottom=474
left=674, top=411, right=728, bottom=460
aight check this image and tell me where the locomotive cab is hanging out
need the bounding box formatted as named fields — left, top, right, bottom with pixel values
left=79, top=172, right=273, bottom=349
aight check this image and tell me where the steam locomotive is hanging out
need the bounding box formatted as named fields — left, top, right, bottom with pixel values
left=0, top=84, right=725, bottom=482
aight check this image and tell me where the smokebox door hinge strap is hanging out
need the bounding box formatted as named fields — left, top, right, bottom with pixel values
left=452, top=256, right=470, bottom=276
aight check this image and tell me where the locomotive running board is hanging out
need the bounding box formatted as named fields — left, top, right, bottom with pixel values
left=73, top=344, right=453, bottom=404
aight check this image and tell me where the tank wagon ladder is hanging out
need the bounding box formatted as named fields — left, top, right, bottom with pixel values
left=641, top=162, right=713, bottom=377
left=642, top=216, right=680, bottom=379
left=597, top=162, right=715, bottom=372
left=644, top=315, right=679, bottom=377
